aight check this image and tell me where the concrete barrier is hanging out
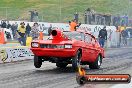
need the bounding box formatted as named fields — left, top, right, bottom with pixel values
left=0, top=46, right=34, bottom=63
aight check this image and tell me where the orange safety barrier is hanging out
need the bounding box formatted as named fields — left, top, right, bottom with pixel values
left=0, top=29, right=6, bottom=44
left=39, top=32, right=43, bottom=40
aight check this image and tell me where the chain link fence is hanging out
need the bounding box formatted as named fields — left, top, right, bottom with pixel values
left=0, top=7, right=132, bottom=26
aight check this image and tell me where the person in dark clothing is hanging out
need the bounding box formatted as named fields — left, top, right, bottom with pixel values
left=34, top=10, right=39, bottom=22
left=113, top=14, right=121, bottom=29
left=48, top=24, right=52, bottom=36
left=29, top=11, right=34, bottom=22
left=121, top=30, right=128, bottom=45
left=96, top=14, right=101, bottom=25
left=1, top=20, right=7, bottom=28
left=84, top=12, right=88, bottom=24
left=74, top=12, right=79, bottom=23
left=104, top=14, right=111, bottom=26
left=7, top=21, right=11, bottom=29
left=86, top=8, right=92, bottom=24
left=26, top=23, right=31, bottom=36
left=117, top=14, right=121, bottom=26
left=98, top=26, right=107, bottom=48
left=11, top=23, right=16, bottom=38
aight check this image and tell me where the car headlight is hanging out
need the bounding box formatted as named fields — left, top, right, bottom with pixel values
left=31, top=42, right=39, bottom=47
left=64, top=44, right=72, bottom=48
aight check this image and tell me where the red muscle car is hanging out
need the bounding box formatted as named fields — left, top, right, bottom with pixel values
left=30, top=29, right=104, bottom=70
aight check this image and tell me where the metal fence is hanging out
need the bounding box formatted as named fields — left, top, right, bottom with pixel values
left=0, top=6, right=132, bottom=25
left=0, top=7, right=74, bottom=22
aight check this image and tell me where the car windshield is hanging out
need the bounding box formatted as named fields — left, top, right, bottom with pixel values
left=63, top=31, right=84, bottom=41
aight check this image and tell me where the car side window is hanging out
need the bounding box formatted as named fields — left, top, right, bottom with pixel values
left=85, top=34, right=91, bottom=43
left=91, top=37, right=96, bottom=44
left=81, top=33, right=85, bottom=41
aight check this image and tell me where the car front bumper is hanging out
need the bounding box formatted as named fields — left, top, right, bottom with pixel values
left=31, top=48, right=76, bottom=57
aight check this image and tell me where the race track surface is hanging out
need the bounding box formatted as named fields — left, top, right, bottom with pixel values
left=0, top=47, right=132, bottom=88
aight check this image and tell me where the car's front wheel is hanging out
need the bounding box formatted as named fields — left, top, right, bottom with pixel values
left=56, top=63, right=68, bottom=68
left=89, top=55, right=102, bottom=69
left=72, top=51, right=81, bottom=70
left=34, top=55, right=42, bottom=68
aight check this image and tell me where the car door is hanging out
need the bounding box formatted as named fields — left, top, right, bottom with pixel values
left=83, top=34, right=93, bottom=61
left=91, top=36, right=102, bottom=60
left=80, top=33, right=87, bottom=60
left=90, top=36, right=97, bottom=60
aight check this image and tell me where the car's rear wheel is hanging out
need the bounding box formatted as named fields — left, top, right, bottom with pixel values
left=34, top=55, right=42, bottom=68
left=89, top=55, right=102, bottom=69
left=72, top=51, right=81, bottom=70
left=56, top=63, right=68, bottom=68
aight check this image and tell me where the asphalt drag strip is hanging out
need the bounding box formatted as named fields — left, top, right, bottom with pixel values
left=0, top=47, right=132, bottom=88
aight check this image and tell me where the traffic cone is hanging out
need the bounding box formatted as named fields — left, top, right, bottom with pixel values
left=0, top=29, right=6, bottom=44
left=39, top=32, right=43, bottom=40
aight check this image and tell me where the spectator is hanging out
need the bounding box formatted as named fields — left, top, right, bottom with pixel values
left=16, top=30, right=21, bottom=44
left=113, top=15, right=120, bottom=29
left=101, top=15, right=105, bottom=25
left=18, top=22, right=26, bottom=46
left=104, top=13, right=111, bottom=26
left=74, top=12, right=79, bottom=23
left=30, top=22, right=39, bottom=40
left=121, top=30, right=128, bottom=45
left=13, top=22, right=18, bottom=39
left=113, top=16, right=117, bottom=26
left=34, top=10, right=39, bottom=22
left=96, top=13, right=102, bottom=25
left=6, top=21, right=11, bottom=29
left=86, top=8, right=92, bottom=24
left=1, top=20, right=7, bottom=28
left=48, top=24, right=52, bottom=36
left=121, top=16, right=125, bottom=26
left=117, top=14, right=121, bottom=26
left=98, top=26, right=107, bottom=48
left=91, top=9, right=96, bottom=22
left=124, top=14, right=129, bottom=26
left=11, top=23, right=16, bottom=38
left=84, top=11, right=88, bottom=24
left=26, top=23, right=31, bottom=36
left=5, top=31, right=11, bottom=39
left=29, top=11, right=34, bottom=22
left=69, top=19, right=77, bottom=31
left=14, top=22, right=18, bottom=29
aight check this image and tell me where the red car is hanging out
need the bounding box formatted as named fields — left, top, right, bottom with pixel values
left=30, top=29, right=104, bottom=69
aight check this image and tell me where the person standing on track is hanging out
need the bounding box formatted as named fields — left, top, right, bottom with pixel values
left=18, top=22, right=26, bottom=46
left=98, top=26, right=107, bottom=48
left=30, top=22, right=39, bottom=40
left=26, top=23, right=31, bottom=37
left=69, top=19, right=77, bottom=31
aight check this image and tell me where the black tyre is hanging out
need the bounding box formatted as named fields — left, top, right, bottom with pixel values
left=89, top=55, right=102, bottom=69
left=76, top=74, right=86, bottom=85
left=72, top=51, right=81, bottom=70
left=34, top=55, right=42, bottom=68
left=56, top=63, right=68, bottom=68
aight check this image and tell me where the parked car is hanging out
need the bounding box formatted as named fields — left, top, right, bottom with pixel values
left=30, top=29, right=104, bottom=70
